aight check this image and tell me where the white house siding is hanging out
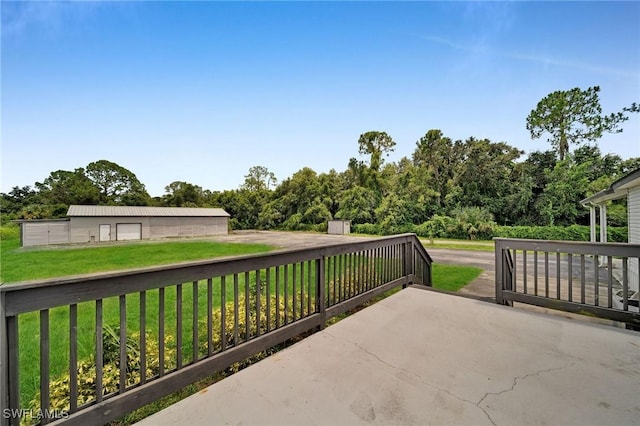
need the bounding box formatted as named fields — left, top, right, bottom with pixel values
left=628, top=186, right=640, bottom=291
left=630, top=187, right=640, bottom=244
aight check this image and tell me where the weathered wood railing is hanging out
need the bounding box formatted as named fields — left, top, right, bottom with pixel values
left=495, top=238, right=640, bottom=327
left=0, top=234, right=431, bottom=426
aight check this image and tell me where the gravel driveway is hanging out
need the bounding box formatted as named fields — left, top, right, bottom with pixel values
left=207, top=230, right=378, bottom=250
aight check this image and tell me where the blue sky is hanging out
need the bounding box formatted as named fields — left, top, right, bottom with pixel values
left=2, top=1, right=639, bottom=197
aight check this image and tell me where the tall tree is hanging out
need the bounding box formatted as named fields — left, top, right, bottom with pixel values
left=242, top=166, right=277, bottom=191
left=357, top=131, right=396, bottom=172
left=274, top=167, right=321, bottom=218
left=163, top=181, right=204, bottom=207
left=385, top=158, right=438, bottom=224
left=0, top=186, right=41, bottom=219
left=450, top=137, right=523, bottom=223
left=357, top=131, right=396, bottom=196
left=317, top=169, right=345, bottom=217
left=335, top=186, right=377, bottom=224
left=85, top=160, right=150, bottom=205
left=526, top=86, right=638, bottom=160
left=36, top=168, right=100, bottom=206
left=412, top=129, right=460, bottom=210
left=535, top=161, right=590, bottom=226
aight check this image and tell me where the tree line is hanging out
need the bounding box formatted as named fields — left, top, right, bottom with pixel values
left=2, top=86, right=638, bottom=239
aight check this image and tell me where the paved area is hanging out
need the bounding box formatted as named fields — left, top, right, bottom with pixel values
left=207, top=230, right=378, bottom=250
left=137, top=287, right=640, bottom=426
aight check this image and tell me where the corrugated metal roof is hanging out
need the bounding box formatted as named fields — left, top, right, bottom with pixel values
left=67, top=205, right=230, bottom=217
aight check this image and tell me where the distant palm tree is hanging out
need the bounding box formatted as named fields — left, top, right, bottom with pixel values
left=452, top=207, right=496, bottom=240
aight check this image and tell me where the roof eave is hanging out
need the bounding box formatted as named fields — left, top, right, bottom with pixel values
left=581, top=167, right=640, bottom=206
left=580, top=189, right=616, bottom=206
left=612, top=169, right=640, bottom=191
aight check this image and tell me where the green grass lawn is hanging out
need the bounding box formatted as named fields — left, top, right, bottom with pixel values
left=0, top=239, right=274, bottom=283
left=432, top=263, right=483, bottom=291
left=420, top=238, right=494, bottom=252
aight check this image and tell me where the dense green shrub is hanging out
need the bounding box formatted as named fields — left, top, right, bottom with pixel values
left=279, top=219, right=327, bottom=233
left=228, top=218, right=240, bottom=231
left=494, top=225, right=627, bottom=242
left=281, top=213, right=304, bottom=230
left=414, top=215, right=456, bottom=238
left=0, top=223, right=20, bottom=240
left=352, top=223, right=382, bottom=235
left=29, top=293, right=289, bottom=418
left=608, top=227, right=628, bottom=243
left=359, top=220, right=628, bottom=243
left=413, top=209, right=496, bottom=240
left=28, top=325, right=176, bottom=415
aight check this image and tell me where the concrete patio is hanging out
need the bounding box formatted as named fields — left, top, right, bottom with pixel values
left=137, top=287, right=640, bottom=426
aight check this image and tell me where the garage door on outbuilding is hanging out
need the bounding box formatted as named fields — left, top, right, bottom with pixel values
left=16, top=205, right=231, bottom=247
left=67, top=205, right=230, bottom=244
left=116, top=223, right=142, bottom=241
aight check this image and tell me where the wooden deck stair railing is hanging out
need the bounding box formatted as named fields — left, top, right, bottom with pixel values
left=495, top=238, right=640, bottom=328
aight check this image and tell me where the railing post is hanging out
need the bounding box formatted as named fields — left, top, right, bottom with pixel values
left=316, top=257, right=326, bottom=329
left=0, top=291, right=8, bottom=426
left=1, top=310, right=19, bottom=426
left=403, top=240, right=413, bottom=288
left=495, top=239, right=504, bottom=305
left=504, top=250, right=514, bottom=307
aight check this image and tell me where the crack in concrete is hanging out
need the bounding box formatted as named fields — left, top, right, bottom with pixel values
left=324, top=331, right=576, bottom=426
left=476, top=362, right=577, bottom=425
left=324, top=331, right=496, bottom=425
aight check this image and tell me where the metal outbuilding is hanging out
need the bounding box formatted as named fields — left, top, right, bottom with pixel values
left=327, top=220, right=351, bottom=235
left=17, top=205, right=230, bottom=247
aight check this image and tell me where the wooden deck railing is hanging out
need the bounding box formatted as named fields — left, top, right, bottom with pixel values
left=495, top=238, right=640, bottom=328
left=0, top=234, right=431, bottom=426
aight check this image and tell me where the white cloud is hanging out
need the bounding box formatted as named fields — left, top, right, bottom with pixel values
left=1, top=1, right=106, bottom=38
left=417, top=34, right=639, bottom=78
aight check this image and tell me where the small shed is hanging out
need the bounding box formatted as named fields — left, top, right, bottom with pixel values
left=17, top=205, right=231, bottom=247
left=581, top=167, right=640, bottom=293
left=328, top=220, right=351, bottom=235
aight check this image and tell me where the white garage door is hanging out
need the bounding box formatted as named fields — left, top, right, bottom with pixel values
left=116, top=223, right=142, bottom=241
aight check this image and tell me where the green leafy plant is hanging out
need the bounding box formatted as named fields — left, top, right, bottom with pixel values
left=27, top=326, right=176, bottom=418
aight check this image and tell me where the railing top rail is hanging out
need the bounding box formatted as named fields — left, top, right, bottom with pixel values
left=494, top=238, right=640, bottom=256
left=1, top=233, right=423, bottom=316
left=493, top=237, right=638, bottom=247
left=412, top=237, right=433, bottom=264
